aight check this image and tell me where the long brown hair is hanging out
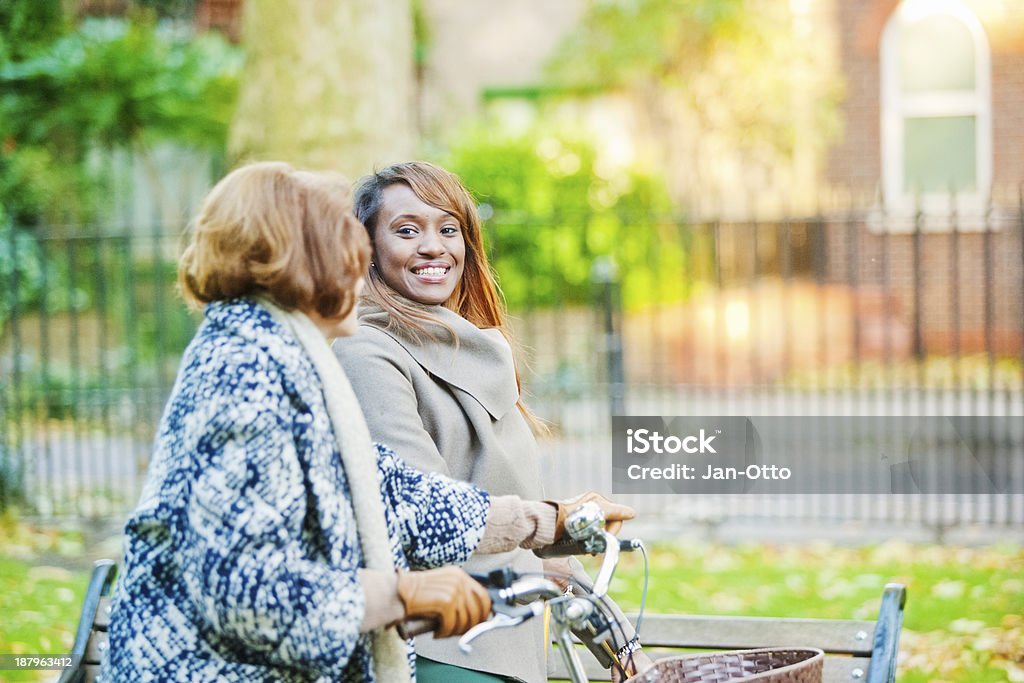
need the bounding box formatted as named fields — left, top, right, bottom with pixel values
left=353, top=161, right=544, bottom=430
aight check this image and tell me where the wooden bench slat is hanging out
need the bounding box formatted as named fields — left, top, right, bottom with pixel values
left=83, top=663, right=102, bottom=683
left=94, top=596, right=112, bottom=630
left=629, top=614, right=876, bottom=655
left=823, top=656, right=872, bottom=683
left=84, top=631, right=109, bottom=665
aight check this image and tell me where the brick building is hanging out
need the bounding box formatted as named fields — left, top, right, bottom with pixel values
left=828, top=0, right=1024, bottom=205
left=820, top=0, right=1024, bottom=360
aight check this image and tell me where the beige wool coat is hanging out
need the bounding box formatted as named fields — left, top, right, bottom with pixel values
left=334, top=303, right=548, bottom=683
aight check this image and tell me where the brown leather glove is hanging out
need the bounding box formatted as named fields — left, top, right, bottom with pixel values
left=396, top=567, right=492, bottom=638
left=546, top=491, right=637, bottom=539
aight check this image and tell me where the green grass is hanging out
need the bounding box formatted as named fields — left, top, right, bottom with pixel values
left=0, top=516, right=90, bottom=683
left=591, top=541, right=1024, bottom=683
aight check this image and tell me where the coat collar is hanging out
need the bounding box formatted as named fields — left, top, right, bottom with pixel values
left=202, top=298, right=316, bottom=374
left=357, top=302, right=520, bottom=420
left=204, top=297, right=298, bottom=350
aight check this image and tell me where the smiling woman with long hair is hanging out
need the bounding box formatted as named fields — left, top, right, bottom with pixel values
left=334, top=161, right=648, bottom=682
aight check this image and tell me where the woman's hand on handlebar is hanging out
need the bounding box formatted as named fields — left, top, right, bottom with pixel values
left=397, top=567, right=493, bottom=638
left=547, top=491, right=637, bottom=537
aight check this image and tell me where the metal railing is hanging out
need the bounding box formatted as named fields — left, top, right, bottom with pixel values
left=2, top=202, right=1022, bottom=534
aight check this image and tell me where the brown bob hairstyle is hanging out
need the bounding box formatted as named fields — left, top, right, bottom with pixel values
left=179, top=161, right=369, bottom=320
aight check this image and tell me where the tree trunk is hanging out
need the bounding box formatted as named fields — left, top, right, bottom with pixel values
left=228, top=0, right=415, bottom=181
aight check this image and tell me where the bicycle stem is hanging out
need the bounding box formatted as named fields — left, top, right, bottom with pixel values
left=551, top=604, right=590, bottom=683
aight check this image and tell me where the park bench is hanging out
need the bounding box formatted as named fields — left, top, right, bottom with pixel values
left=59, top=560, right=905, bottom=683
left=57, top=559, right=116, bottom=683
left=549, top=583, right=907, bottom=682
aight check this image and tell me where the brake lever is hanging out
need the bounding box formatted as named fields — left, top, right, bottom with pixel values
left=458, top=602, right=545, bottom=653
left=591, top=530, right=620, bottom=597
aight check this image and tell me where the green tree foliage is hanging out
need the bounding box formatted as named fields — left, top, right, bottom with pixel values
left=547, top=0, right=841, bottom=212
left=0, top=208, right=44, bottom=332
left=0, top=0, right=68, bottom=62
left=444, top=127, right=686, bottom=310
left=0, top=3, right=240, bottom=224
left=229, top=0, right=414, bottom=180
left=550, top=0, right=748, bottom=85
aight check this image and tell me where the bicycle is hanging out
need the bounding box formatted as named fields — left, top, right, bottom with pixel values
left=401, top=501, right=650, bottom=683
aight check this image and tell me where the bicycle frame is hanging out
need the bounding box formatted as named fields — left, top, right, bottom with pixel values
left=457, top=504, right=642, bottom=682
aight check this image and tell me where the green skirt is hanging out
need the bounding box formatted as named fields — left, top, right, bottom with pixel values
left=415, top=655, right=518, bottom=682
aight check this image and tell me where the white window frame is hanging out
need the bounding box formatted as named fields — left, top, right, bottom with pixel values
left=879, top=0, right=992, bottom=229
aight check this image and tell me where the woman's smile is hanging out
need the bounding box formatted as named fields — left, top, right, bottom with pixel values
left=373, top=183, right=466, bottom=305
left=411, top=262, right=452, bottom=281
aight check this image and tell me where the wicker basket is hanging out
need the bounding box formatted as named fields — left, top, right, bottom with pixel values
left=625, top=647, right=824, bottom=683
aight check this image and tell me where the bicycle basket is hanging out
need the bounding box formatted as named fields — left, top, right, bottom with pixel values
left=626, top=647, right=824, bottom=683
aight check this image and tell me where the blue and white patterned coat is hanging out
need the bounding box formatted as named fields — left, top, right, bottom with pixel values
left=100, top=298, right=490, bottom=682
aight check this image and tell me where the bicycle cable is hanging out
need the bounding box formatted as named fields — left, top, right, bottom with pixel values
left=635, top=540, right=650, bottom=638
left=607, top=541, right=650, bottom=677
left=599, top=540, right=649, bottom=675
left=521, top=570, right=633, bottom=662
left=526, top=554, right=649, bottom=677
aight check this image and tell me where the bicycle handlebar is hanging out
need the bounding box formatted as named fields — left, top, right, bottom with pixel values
left=396, top=617, right=436, bottom=639
left=534, top=536, right=642, bottom=558
left=396, top=499, right=641, bottom=678
left=395, top=574, right=564, bottom=640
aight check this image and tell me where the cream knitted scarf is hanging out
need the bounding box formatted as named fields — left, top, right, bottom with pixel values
left=258, top=298, right=410, bottom=682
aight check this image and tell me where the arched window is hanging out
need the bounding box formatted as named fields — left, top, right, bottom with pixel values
left=880, top=0, right=991, bottom=216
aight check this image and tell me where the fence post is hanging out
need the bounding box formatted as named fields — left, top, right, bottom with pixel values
left=3, top=221, right=24, bottom=513
left=592, top=257, right=625, bottom=420
left=1019, top=184, right=1024, bottom=392
left=0, top=370, right=9, bottom=512
left=912, top=203, right=924, bottom=361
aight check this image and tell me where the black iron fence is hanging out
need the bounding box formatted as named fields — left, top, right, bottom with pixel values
left=1, top=223, right=195, bottom=517
left=2, top=203, right=1022, bottom=533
